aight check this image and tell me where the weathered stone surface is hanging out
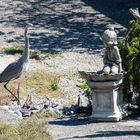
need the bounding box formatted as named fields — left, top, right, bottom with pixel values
left=79, top=71, right=123, bottom=82
left=87, top=79, right=128, bottom=121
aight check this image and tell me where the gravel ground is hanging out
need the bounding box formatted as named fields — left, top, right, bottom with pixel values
left=0, top=0, right=139, bottom=140
left=0, top=0, right=130, bottom=51
left=48, top=117, right=140, bottom=140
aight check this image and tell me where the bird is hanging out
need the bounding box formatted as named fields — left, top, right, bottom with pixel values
left=0, top=23, right=33, bottom=105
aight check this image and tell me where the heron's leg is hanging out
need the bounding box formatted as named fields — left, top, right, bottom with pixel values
left=17, top=83, right=20, bottom=105
left=4, top=81, right=20, bottom=104
left=22, top=95, right=30, bottom=109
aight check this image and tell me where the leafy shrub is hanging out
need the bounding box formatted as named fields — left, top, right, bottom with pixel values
left=119, top=20, right=140, bottom=101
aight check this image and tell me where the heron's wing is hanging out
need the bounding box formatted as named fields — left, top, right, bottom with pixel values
left=0, top=60, right=23, bottom=83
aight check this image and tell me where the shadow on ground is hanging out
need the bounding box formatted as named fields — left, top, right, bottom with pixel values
left=0, top=0, right=140, bottom=52
left=49, top=114, right=140, bottom=126
left=49, top=116, right=140, bottom=140
left=57, top=130, right=140, bottom=140
left=82, top=0, right=140, bottom=28
left=49, top=117, right=90, bottom=126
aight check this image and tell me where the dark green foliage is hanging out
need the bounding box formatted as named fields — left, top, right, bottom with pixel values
left=119, top=20, right=140, bottom=97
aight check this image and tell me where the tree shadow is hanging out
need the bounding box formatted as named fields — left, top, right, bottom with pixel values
left=57, top=130, right=140, bottom=140
left=82, top=0, right=140, bottom=28
left=0, top=0, right=131, bottom=53
left=49, top=117, right=90, bottom=126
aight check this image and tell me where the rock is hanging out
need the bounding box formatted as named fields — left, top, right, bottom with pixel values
left=30, top=106, right=40, bottom=114
left=0, top=105, right=9, bottom=110
left=21, top=109, right=31, bottom=117
left=77, top=94, right=91, bottom=107
left=8, top=104, right=21, bottom=111
left=45, top=103, right=64, bottom=115
left=63, top=107, right=75, bottom=115
left=0, top=106, right=22, bottom=126
left=14, top=110, right=23, bottom=118
left=112, top=125, right=115, bottom=128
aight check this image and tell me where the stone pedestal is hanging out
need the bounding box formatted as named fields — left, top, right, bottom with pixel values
left=87, top=79, right=128, bottom=121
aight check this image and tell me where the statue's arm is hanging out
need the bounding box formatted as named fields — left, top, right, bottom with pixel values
left=113, top=46, right=123, bottom=73
left=129, top=8, right=140, bottom=22
left=103, top=49, right=108, bottom=64
left=103, top=49, right=116, bottom=65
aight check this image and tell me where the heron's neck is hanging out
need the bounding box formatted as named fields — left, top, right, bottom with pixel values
left=21, top=27, right=29, bottom=62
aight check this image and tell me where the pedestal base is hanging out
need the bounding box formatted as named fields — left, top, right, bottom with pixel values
left=88, top=79, right=128, bottom=122
left=90, top=111, right=122, bottom=122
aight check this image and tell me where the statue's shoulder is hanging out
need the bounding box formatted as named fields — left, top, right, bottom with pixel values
left=113, top=45, right=119, bottom=51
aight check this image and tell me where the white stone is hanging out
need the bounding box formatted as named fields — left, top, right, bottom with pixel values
left=88, top=79, right=128, bottom=121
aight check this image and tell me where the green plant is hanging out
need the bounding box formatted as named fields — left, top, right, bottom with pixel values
left=79, top=83, right=92, bottom=99
left=119, top=20, right=140, bottom=98
left=3, top=44, right=24, bottom=54
left=51, top=83, right=59, bottom=91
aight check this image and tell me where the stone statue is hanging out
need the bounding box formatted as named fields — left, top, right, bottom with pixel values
left=101, top=26, right=122, bottom=74
left=79, top=25, right=123, bottom=82
left=78, top=24, right=128, bottom=121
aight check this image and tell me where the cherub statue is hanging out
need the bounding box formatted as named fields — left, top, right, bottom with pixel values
left=101, top=26, right=122, bottom=74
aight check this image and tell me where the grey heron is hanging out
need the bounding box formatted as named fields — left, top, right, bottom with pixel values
left=0, top=23, right=33, bottom=105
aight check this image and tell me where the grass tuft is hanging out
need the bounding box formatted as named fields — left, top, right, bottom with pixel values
left=18, top=118, right=52, bottom=140
left=0, top=117, right=52, bottom=140
left=31, top=110, right=59, bottom=119
left=3, top=43, right=63, bottom=59
left=3, top=44, right=24, bottom=55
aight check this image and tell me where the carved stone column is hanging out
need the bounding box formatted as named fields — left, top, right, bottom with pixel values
left=79, top=71, right=128, bottom=122
left=87, top=79, right=128, bottom=121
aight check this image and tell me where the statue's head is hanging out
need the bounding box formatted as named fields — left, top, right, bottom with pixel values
left=102, top=26, right=118, bottom=46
